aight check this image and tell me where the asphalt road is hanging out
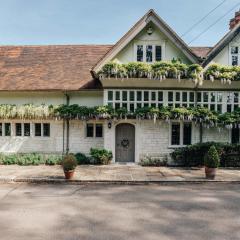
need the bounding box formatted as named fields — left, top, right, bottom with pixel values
left=0, top=183, right=240, bottom=240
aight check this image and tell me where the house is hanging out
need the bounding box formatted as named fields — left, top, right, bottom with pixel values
left=0, top=9, right=239, bottom=163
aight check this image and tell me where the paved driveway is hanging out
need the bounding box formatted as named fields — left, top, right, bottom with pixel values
left=0, top=183, right=240, bottom=240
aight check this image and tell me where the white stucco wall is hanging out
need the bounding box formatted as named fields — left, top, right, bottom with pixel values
left=210, top=33, right=240, bottom=66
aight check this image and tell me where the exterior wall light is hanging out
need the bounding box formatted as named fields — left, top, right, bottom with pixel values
left=108, top=121, right=112, bottom=129
left=147, top=27, right=153, bottom=35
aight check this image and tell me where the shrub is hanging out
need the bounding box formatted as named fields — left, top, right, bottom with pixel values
left=90, top=148, right=113, bottom=165
left=204, top=146, right=220, bottom=168
left=139, top=156, right=168, bottom=167
left=75, top=152, right=90, bottom=165
left=171, top=142, right=225, bottom=167
left=62, top=154, right=77, bottom=171
left=0, top=153, right=62, bottom=166
left=45, top=155, right=62, bottom=165
left=171, top=142, right=240, bottom=167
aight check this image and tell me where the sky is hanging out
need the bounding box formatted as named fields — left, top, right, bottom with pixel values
left=0, top=0, right=239, bottom=47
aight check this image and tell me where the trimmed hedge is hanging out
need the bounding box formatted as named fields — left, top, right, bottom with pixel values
left=171, top=142, right=240, bottom=167
left=0, top=153, right=62, bottom=166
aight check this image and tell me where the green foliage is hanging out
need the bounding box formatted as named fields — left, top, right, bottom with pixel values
left=90, top=148, right=113, bottom=165
left=171, top=142, right=240, bottom=167
left=0, top=153, right=62, bottom=166
left=204, top=146, right=220, bottom=168
left=62, top=154, right=77, bottom=171
left=75, top=152, right=90, bottom=165
left=99, top=61, right=204, bottom=82
left=139, top=156, right=168, bottom=167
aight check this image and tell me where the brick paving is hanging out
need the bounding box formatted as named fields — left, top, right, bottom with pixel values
left=0, top=164, right=240, bottom=183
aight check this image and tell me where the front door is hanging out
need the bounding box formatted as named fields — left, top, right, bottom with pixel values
left=115, top=123, right=135, bottom=162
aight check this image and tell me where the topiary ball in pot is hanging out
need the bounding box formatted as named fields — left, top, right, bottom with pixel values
left=204, top=145, right=220, bottom=180
left=62, top=154, right=77, bottom=180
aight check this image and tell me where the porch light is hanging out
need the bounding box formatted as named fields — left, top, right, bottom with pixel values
left=108, top=121, right=112, bottom=129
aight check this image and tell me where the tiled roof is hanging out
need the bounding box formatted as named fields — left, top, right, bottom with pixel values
left=0, top=45, right=112, bottom=91
left=190, top=47, right=212, bottom=58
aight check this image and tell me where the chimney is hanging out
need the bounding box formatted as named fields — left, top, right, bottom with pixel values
left=229, top=10, right=240, bottom=30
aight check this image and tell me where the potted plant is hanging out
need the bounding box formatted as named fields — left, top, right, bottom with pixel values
left=204, top=145, right=220, bottom=179
left=62, top=154, right=77, bottom=180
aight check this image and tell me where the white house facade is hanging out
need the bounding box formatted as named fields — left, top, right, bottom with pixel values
left=0, top=9, right=240, bottom=163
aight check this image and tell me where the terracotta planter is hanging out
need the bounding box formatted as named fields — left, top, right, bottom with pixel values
left=64, top=170, right=75, bottom=180
left=205, top=167, right=217, bottom=179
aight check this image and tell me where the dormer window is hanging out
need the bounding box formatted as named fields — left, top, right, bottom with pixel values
left=231, top=46, right=239, bottom=66
left=136, top=44, right=162, bottom=62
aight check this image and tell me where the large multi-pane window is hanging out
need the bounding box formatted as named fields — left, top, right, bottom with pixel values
left=197, top=91, right=223, bottom=113
left=171, top=122, right=192, bottom=146
left=226, top=92, right=240, bottom=112
left=107, top=90, right=164, bottom=111
left=106, top=90, right=240, bottom=113
left=136, top=44, right=162, bottom=63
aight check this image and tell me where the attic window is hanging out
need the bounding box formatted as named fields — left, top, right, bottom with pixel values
left=231, top=46, right=239, bottom=66
left=136, top=44, right=162, bottom=62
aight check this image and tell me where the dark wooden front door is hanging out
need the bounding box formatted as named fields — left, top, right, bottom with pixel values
left=116, top=123, right=135, bottom=162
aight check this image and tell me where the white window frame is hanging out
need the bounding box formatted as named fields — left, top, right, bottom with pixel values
left=34, top=122, right=51, bottom=138
left=230, top=46, right=240, bottom=66
left=134, top=42, right=163, bottom=63
left=85, top=122, right=103, bottom=138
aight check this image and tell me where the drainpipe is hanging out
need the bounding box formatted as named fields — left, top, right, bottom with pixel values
left=65, top=93, right=70, bottom=154
left=195, top=84, right=203, bottom=143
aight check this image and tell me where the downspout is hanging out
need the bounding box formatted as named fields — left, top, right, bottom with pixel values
left=195, top=82, right=203, bottom=144
left=65, top=93, right=70, bottom=154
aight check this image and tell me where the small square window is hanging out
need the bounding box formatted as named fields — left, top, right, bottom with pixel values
left=175, top=92, right=180, bottom=102
left=86, top=124, right=94, bottom=137
left=115, top=103, right=120, bottom=110
left=43, top=123, right=50, bottom=137
left=130, top=91, right=135, bottom=101
left=151, top=92, right=156, bottom=101
left=122, top=91, right=128, bottom=101
left=210, top=92, right=215, bottom=102
left=158, top=92, right=163, bottom=102
left=35, top=123, right=42, bottom=137
left=189, top=92, right=195, bottom=102
left=5, top=123, right=11, bottom=136
left=197, top=92, right=202, bottom=102
left=217, top=92, right=222, bottom=102
left=115, top=91, right=120, bottom=101
left=24, top=123, right=31, bottom=137
left=144, top=91, right=149, bottom=101
left=137, top=91, right=142, bottom=101
left=130, top=104, right=135, bottom=112
left=168, top=92, right=173, bottom=102
left=15, top=123, right=22, bottom=136
left=203, top=92, right=208, bottom=102
left=182, top=92, right=187, bottom=102
left=108, top=91, right=113, bottom=101
left=96, top=124, right=103, bottom=138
